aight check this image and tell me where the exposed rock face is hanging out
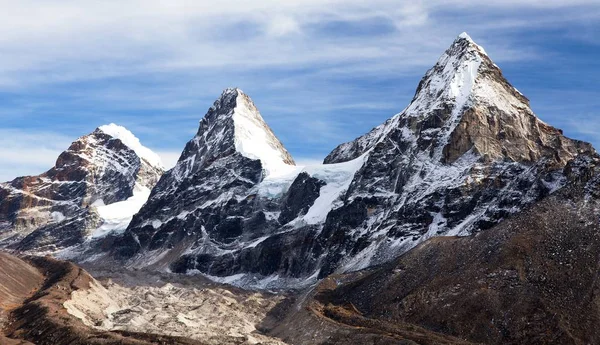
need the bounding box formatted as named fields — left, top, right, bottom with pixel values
left=312, top=32, right=594, bottom=277
left=283, top=154, right=600, bottom=345
left=0, top=126, right=163, bottom=252
left=104, top=33, right=594, bottom=289
left=278, top=172, right=325, bottom=225
left=113, top=88, right=301, bottom=268
left=324, top=33, right=588, bottom=166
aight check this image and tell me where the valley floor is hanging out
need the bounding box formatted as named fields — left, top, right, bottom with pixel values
left=69, top=265, right=288, bottom=345
left=0, top=252, right=291, bottom=345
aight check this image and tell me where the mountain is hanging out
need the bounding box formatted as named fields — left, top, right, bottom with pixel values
left=112, top=88, right=301, bottom=268
left=0, top=124, right=164, bottom=253
left=312, top=32, right=594, bottom=276
left=104, top=33, right=594, bottom=289
left=270, top=154, right=600, bottom=345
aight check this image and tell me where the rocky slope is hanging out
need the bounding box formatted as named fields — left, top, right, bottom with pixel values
left=0, top=252, right=42, bottom=345
left=311, top=32, right=594, bottom=277
left=102, top=33, right=595, bottom=289
left=272, top=153, right=600, bottom=344
left=0, top=252, right=206, bottom=345
left=65, top=270, right=287, bottom=345
left=0, top=124, right=163, bottom=253
left=0, top=251, right=288, bottom=345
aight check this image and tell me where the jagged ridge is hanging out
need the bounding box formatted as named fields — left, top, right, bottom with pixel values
left=0, top=125, right=164, bottom=253
left=92, top=33, right=595, bottom=289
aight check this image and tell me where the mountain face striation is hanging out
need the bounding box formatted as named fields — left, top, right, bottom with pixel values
left=105, top=33, right=593, bottom=288
left=0, top=124, right=164, bottom=253
left=277, top=153, right=600, bottom=344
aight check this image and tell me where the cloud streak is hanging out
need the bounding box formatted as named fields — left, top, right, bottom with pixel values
left=0, top=1, right=599, bottom=181
left=0, top=0, right=597, bottom=88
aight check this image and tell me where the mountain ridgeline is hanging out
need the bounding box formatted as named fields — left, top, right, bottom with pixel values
left=106, top=33, right=594, bottom=288
left=1, top=33, right=596, bottom=291
left=0, top=125, right=164, bottom=253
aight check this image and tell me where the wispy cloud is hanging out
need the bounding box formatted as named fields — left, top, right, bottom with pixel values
left=0, top=1, right=599, bottom=180
left=1, top=0, right=597, bottom=89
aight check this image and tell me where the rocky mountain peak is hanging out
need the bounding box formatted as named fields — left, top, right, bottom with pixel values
left=325, top=33, right=592, bottom=166
left=311, top=33, right=595, bottom=278
left=113, top=88, right=297, bottom=266
left=50, top=125, right=163, bottom=191
left=97, top=123, right=164, bottom=170
left=0, top=126, right=164, bottom=250
left=174, top=88, right=294, bottom=183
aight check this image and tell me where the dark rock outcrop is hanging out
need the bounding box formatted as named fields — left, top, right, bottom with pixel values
left=278, top=172, right=325, bottom=225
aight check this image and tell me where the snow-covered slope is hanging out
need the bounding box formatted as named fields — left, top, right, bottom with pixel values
left=317, top=32, right=593, bottom=275
left=166, top=88, right=295, bottom=187
left=98, top=124, right=164, bottom=170
left=0, top=125, right=164, bottom=253
left=232, top=91, right=297, bottom=177
left=92, top=184, right=152, bottom=238
left=93, top=33, right=594, bottom=289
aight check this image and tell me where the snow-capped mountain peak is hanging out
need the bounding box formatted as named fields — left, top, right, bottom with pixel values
left=98, top=123, right=164, bottom=170
left=407, top=32, right=487, bottom=115
left=325, top=33, right=547, bottom=165
left=230, top=88, right=296, bottom=177
left=0, top=125, right=165, bottom=253
left=172, top=88, right=294, bottom=183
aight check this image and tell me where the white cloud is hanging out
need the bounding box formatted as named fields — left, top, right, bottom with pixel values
left=0, top=0, right=596, bottom=89
left=265, top=15, right=301, bottom=37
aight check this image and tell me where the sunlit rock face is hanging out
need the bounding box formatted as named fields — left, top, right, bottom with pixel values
left=59, top=34, right=599, bottom=289
left=0, top=125, right=163, bottom=253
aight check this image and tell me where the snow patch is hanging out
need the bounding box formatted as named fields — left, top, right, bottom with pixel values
left=99, top=123, right=164, bottom=169
left=458, top=32, right=472, bottom=40
left=301, top=152, right=369, bottom=224
left=51, top=211, right=66, bottom=223
left=232, top=91, right=296, bottom=178
left=254, top=151, right=369, bottom=224
left=92, top=184, right=151, bottom=238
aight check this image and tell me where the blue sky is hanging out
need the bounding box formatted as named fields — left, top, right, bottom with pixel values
left=0, top=1, right=599, bottom=181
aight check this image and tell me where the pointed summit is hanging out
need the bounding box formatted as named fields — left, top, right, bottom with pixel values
left=229, top=88, right=296, bottom=175
left=325, top=32, right=589, bottom=166
left=175, top=88, right=294, bottom=181
left=454, top=32, right=483, bottom=50
left=407, top=33, right=488, bottom=117
left=98, top=123, right=164, bottom=170
left=457, top=32, right=472, bottom=40
left=118, top=88, right=297, bottom=261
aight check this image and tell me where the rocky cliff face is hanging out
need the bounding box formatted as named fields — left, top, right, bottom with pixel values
left=313, top=32, right=594, bottom=276
left=113, top=88, right=301, bottom=268
left=282, top=153, right=600, bottom=345
left=101, top=33, right=593, bottom=289
left=0, top=125, right=163, bottom=252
